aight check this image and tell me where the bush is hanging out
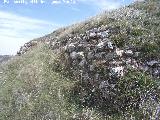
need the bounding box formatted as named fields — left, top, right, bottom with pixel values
left=63, top=65, right=159, bottom=117
left=110, top=34, right=126, bottom=48
left=130, top=27, right=144, bottom=36
left=116, top=69, right=159, bottom=110
left=140, top=42, right=159, bottom=59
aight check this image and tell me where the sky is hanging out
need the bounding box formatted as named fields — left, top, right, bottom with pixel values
left=0, top=0, right=137, bottom=55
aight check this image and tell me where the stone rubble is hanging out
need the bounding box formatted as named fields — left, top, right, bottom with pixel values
left=48, top=26, right=160, bottom=94
left=17, top=25, right=160, bottom=80
left=17, top=40, right=38, bottom=55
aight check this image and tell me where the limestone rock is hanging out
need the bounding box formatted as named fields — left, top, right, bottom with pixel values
left=107, top=41, right=114, bottom=49
left=124, top=50, right=133, bottom=56
left=115, top=48, right=124, bottom=57
left=66, top=43, right=76, bottom=53
left=79, top=59, right=87, bottom=67
left=70, top=52, right=78, bottom=59
left=96, top=41, right=108, bottom=49
left=110, top=66, right=124, bottom=77
left=147, top=60, right=159, bottom=67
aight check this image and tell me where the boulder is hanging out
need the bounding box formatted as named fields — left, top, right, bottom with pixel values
left=115, top=48, right=124, bottom=57
left=77, top=52, right=85, bottom=58
left=70, top=51, right=78, bottom=59
left=89, top=65, right=95, bottom=71
left=124, top=50, right=133, bottom=56
left=133, top=52, right=141, bottom=58
left=110, top=66, right=124, bottom=77
left=107, top=41, right=114, bottom=49
left=125, top=58, right=132, bottom=65
left=105, top=53, right=118, bottom=61
left=96, top=41, right=108, bottom=49
left=77, top=44, right=85, bottom=51
left=95, top=52, right=106, bottom=59
left=79, top=59, right=87, bottom=67
left=87, top=52, right=95, bottom=60
left=147, top=60, right=159, bottom=67
left=89, top=32, right=97, bottom=38
left=95, top=73, right=100, bottom=80
left=70, top=51, right=85, bottom=60
left=101, top=30, right=109, bottom=38
left=153, top=68, right=160, bottom=78
left=66, top=43, right=76, bottom=53
left=93, top=28, right=98, bottom=32
left=31, top=41, right=38, bottom=46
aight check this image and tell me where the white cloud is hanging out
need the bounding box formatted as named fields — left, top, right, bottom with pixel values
left=52, top=0, right=62, bottom=4
left=134, top=0, right=144, bottom=1
left=0, top=11, right=60, bottom=55
left=78, top=0, right=122, bottom=10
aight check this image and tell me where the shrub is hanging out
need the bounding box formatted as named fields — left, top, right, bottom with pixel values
left=110, top=34, right=126, bottom=48
left=64, top=66, right=159, bottom=117
left=140, top=42, right=159, bottom=59
left=116, top=69, right=159, bottom=110
left=130, top=27, right=144, bottom=36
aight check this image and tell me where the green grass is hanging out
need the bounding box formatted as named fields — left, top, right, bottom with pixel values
left=0, top=44, right=78, bottom=120
left=0, top=0, right=160, bottom=119
left=1, top=44, right=158, bottom=120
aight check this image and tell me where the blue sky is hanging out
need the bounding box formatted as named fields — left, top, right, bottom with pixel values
left=0, top=0, right=137, bottom=55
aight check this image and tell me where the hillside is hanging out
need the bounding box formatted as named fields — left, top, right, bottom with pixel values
left=0, top=55, right=11, bottom=63
left=0, top=0, right=160, bottom=119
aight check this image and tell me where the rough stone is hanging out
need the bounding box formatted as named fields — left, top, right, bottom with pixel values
left=95, top=52, right=106, bottom=59
left=96, top=41, right=108, bottom=49
left=70, top=52, right=78, bottom=59
left=115, top=48, right=124, bottom=57
left=89, top=32, right=97, bottom=38
left=147, top=60, right=159, bottom=67
left=101, top=30, right=109, bottom=38
left=77, top=52, right=85, bottom=58
left=110, top=66, right=124, bottom=77
left=134, top=52, right=141, bottom=58
left=67, top=43, right=76, bottom=53
left=87, top=52, right=94, bottom=60
left=107, top=41, right=114, bottom=49
left=79, top=59, right=87, bottom=67
left=89, top=65, right=95, bottom=71
left=125, top=50, right=133, bottom=56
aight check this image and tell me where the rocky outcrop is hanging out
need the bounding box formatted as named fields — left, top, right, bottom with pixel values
left=48, top=24, right=160, bottom=115
left=16, top=35, right=55, bottom=55
left=16, top=23, right=159, bottom=103
left=17, top=40, right=38, bottom=55
left=50, top=26, right=160, bottom=81
left=48, top=27, right=160, bottom=110
left=0, top=55, right=11, bottom=63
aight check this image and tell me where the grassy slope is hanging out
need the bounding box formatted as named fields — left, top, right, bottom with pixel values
left=0, top=0, right=160, bottom=120
left=1, top=44, right=146, bottom=120
left=0, top=44, right=79, bottom=120
left=0, top=55, right=11, bottom=64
